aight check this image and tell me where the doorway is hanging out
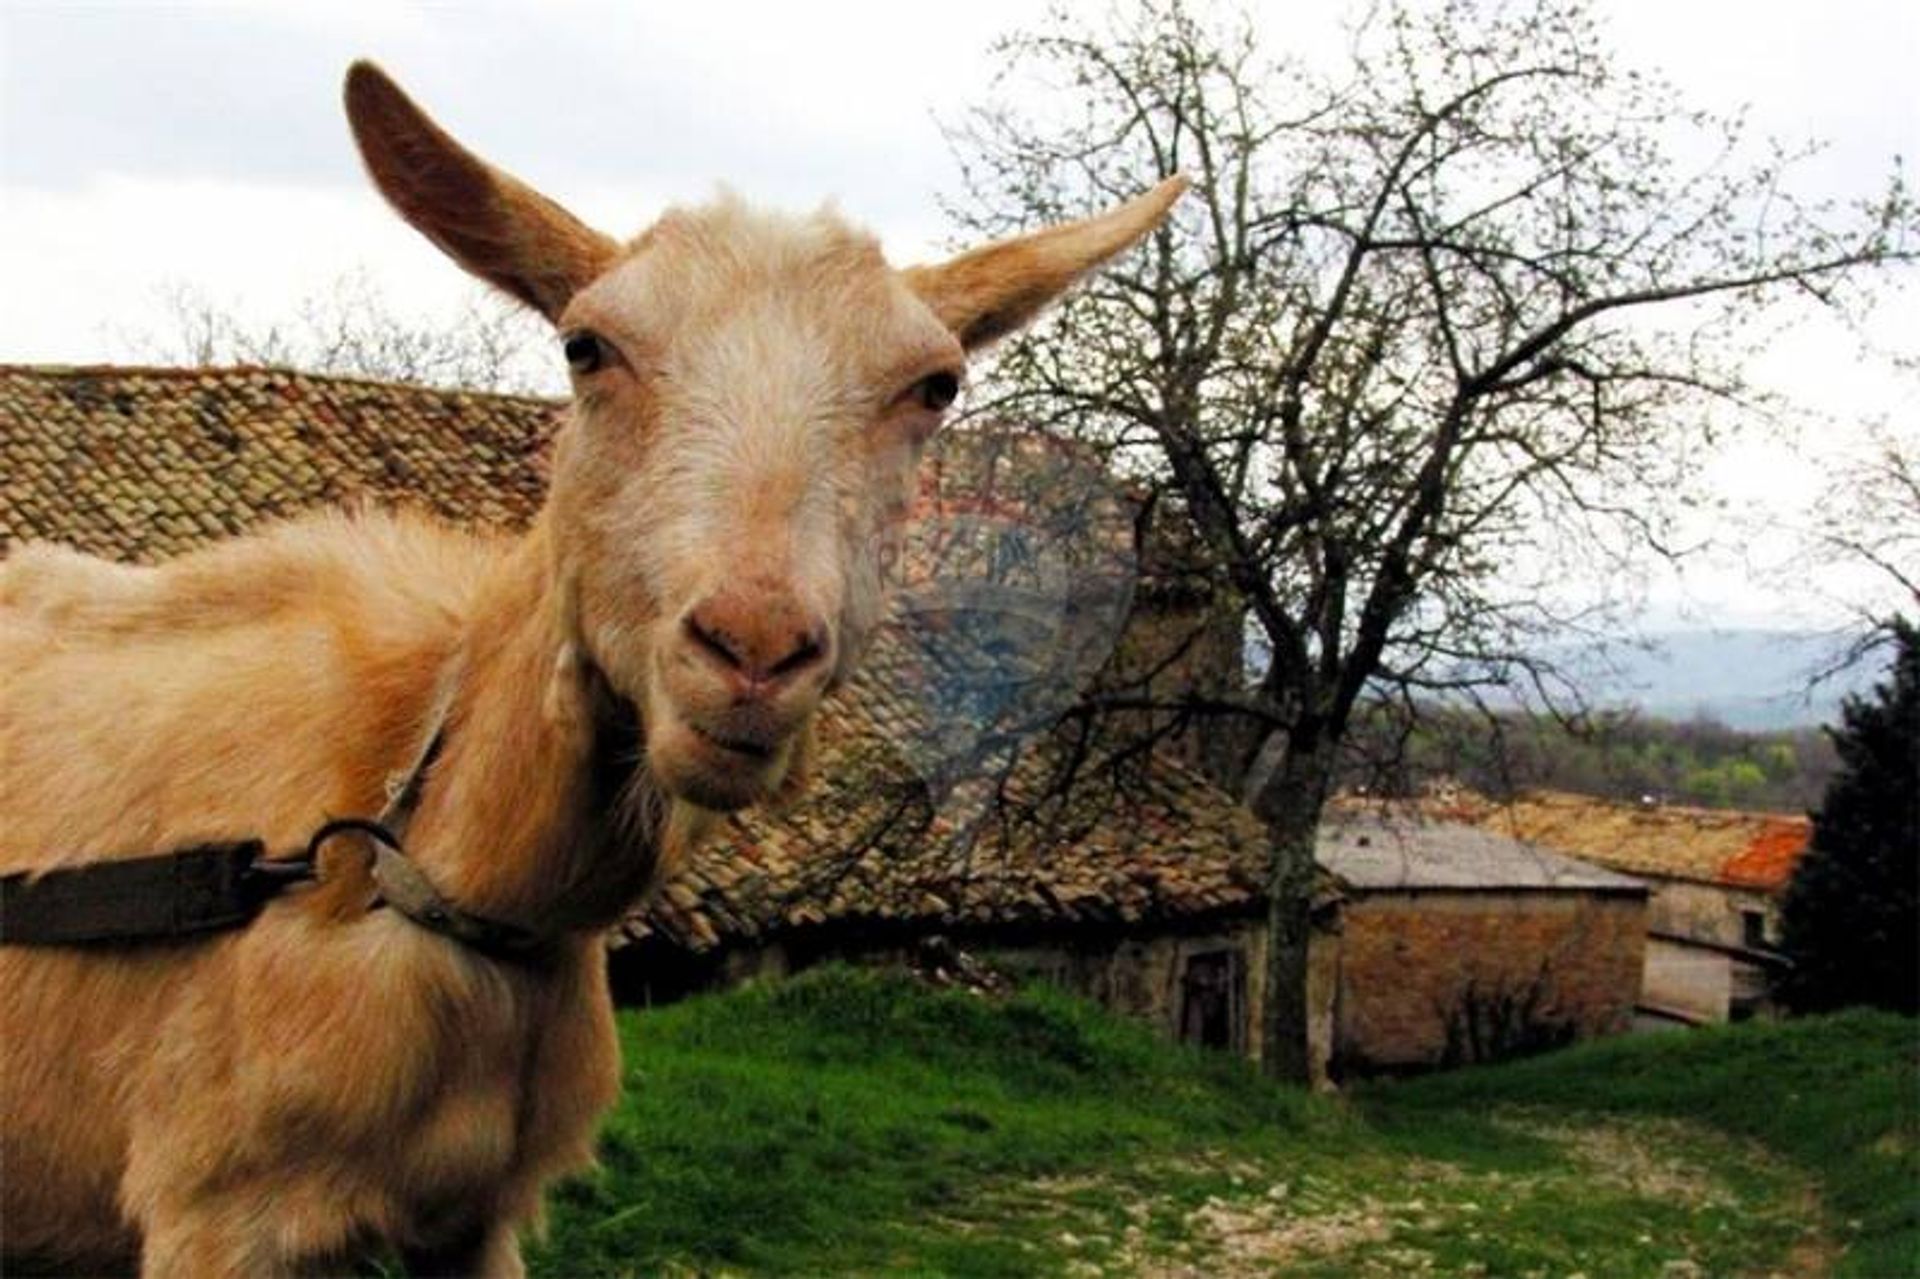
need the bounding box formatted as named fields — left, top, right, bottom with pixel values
left=1179, top=948, right=1245, bottom=1052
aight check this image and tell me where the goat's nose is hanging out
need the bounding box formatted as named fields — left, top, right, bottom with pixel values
left=682, top=589, right=830, bottom=695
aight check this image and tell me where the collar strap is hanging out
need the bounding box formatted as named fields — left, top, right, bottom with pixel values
left=0, top=840, right=294, bottom=945
left=0, top=664, right=619, bottom=960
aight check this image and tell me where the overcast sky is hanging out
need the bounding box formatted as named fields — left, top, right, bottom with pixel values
left=2, top=0, right=1915, bottom=632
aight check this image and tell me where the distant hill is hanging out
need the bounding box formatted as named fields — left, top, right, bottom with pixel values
left=1563, top=629, right=1884, bottom=731
left=1248, top=627, right=1888, bottom=731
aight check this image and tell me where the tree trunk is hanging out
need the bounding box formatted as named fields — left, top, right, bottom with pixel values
left=1251, top=732, right=1332, bottom=1084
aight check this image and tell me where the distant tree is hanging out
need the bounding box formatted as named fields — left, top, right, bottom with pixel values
left=121, top=270, right=559, bottom=396
left=1777, top=619, right=1919, bottom=1015
left=949, top=0, right=1917, bottom=1079
left=1338, top=702, right=1836, bottom=811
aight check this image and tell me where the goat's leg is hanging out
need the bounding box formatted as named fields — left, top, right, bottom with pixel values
left=400, top=1222, right=524, bottom=1279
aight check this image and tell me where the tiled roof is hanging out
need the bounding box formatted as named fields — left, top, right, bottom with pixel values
left=1, top=363, right=1269, bottom=942
left=1318, top=813, right=1648, bottom=894
left=1, top=364, right=557, bottom=561
left=1416, top=789, right=1811, bottom=892
left=1717, top=822, right=1812, bottom=891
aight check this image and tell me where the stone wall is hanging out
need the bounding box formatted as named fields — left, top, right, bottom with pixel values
left=659, top=920, right=1278, bottom=1064
left=1643, top=934, right=1732, bottom=1024
left=1645, top=876, right=1776, bottom=949
left=971, top=922, right=1271, bottom=1056
left=1102, top=583, right=1258, bottom=790
left=1638, top=875, right=1783, bottom=1023
left=1319, top=891, right=1646, bottom=1076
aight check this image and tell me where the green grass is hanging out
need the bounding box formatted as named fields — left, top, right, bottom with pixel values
left=525, top=967, right=1917, bottom=1277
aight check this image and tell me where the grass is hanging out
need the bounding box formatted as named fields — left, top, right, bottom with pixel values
left=525, top=967, right=1917, bottom=1277
left=530, top=967, right=1327, bottom=1276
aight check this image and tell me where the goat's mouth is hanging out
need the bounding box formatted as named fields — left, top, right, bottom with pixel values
left=688, top=721, right=775, bottom=763
left=647, top=706, right=798, bottom=812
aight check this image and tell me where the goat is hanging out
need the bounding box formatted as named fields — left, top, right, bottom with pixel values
left=0, top=62, right=1182, bottom=1277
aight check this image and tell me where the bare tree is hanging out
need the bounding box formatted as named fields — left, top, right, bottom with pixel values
left=118, top=269, right=559, bottom=396
left=1807, top=421, right=1920, bottom=620
left=947, top=0, right=1916, bottom=1079
left=1755, top=409, right=1920, bottom=682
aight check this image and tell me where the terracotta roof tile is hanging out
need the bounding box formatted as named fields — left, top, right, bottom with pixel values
left=1719, top=819, right=1812, bottom=891
left=622, top=637, right=1275, bottom=951
left=1, top=364, right=557, bottom=560
left=1392, top=789, right=1810, bottom=892
left=1318, top=812, right=1648, bottom=893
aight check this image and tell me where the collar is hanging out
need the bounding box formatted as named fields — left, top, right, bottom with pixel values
left=347, top=656, right=644, bottom=961
left=306, top=816, right=547, bottom=962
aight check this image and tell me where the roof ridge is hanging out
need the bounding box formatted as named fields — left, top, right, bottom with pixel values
left=1506, top=787, right=1809, bottom=825
left=0, top=361, right=565, bottom=409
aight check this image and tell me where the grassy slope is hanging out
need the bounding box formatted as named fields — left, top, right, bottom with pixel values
left=1368, top=1010, right=1920, bottom=1279
left=531, top=969, right=1327, bottom=1276
left=527, top=969, right=1917, bottom=1277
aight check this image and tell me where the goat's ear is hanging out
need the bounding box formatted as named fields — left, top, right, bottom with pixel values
left=903, top=177, right=1188, bottom=351
left=343, top=61, right=619, bottom=322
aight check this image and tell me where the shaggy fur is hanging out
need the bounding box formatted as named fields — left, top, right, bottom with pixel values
left=0, top=62, right=1182, bottom=1278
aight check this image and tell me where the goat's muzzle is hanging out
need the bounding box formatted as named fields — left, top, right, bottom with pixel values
left=647, top=582, right=834, bottom=811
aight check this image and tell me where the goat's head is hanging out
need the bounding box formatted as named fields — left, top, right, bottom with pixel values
left=344, top=62, right=1183, bottom=813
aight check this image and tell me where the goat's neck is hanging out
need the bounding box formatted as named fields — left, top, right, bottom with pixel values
left=400, top=518, right=695, bottom=937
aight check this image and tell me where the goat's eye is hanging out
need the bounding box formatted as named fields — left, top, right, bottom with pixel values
left=563, top=331, right=605, bottom=375
left=917, top=371, right=961, bottom=411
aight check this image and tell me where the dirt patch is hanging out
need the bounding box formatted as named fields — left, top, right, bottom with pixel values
left=1166, top=1190, right=1393, bottom=1276
left=1497, top=1109, right=1837, bottom=1277
left=1017, top=1112, right=1835, bottom=1278
left=1030, top=1167, right=1414, bottom=1278
left=1494, top=1113, right=1740, bottom=1209
left=1777, top=1178, right=1842, bottom=1279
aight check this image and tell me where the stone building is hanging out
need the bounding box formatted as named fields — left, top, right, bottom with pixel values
left=2, top=363, right=1651, bottom=1077
left=1312, top=816, right=1648, bottom=1076
left=632, top=778, right=1650, bottom=1082
left=1433, top=790, right=1810, bottom=1025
